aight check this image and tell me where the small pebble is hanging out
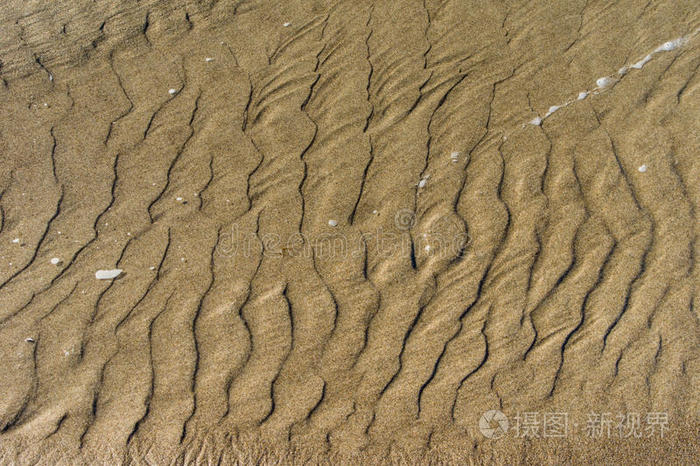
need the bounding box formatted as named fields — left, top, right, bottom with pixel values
left=205, top=57, right=214, bottom=62
left=577, top=91, right=588, bottom=101
left=12, top=238, right=20, bottom=244
left=328, top=219, right=338, bottom=227
left=283, top=22, right=291, bottom=27
left=638, top=164, right=647, bottom=173
left=95, top=269, right=122, bottom=280
left=596, top=77, right=612, bottom=88
left=25, top=337, right=35, bottom=343
left=50, top=257, right=61, bottom=265
left=529, top=117, right=542, bottom=126
left=169, top=89, right=177, bottom=95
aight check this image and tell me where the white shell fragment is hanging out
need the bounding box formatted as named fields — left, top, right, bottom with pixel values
left=328, top=219, right=338, bottom=227
left=169, top=88, right=177, bottom=95
left=50, top=257, right=61, bottom=265
left=95, top=269, right=123, bottom=280
left=638, top=164, right=648, bottom=173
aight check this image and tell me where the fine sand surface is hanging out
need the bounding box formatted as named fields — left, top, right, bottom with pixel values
left=0, top=0, right=699, bottom=463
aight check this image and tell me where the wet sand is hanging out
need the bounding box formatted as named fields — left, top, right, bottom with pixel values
left=0, top=0, right=699, bottom=463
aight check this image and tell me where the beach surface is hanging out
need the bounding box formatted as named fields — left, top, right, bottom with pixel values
left=0, top=0, right=699, bottom=463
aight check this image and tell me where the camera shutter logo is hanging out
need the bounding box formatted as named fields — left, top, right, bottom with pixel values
left=479, top=410, right=509, bottom=439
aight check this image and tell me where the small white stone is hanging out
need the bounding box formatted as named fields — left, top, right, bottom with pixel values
left=149, top=266, right=155, bottom=270
left=95, top=269, right=122, bottom=280
left=618, top=66, right=628, bottom=76
left=577, top=91, right=588, bottom=101
left=64, top=350, right=70, bottom=356
left=418, top=176, right=429, bottom=188
left=638, top=164, right=647, bottom=173
left=12, top=238, right=20, bottom=244
left=176, top=196, right=184, bottom=202
left=25, top=337, right=35, bottom=343
left=529, top=117, right=542, bottom=126
left=372, top=209, right=378, bottom=214
left=205, top=57, right=214, bottom=62
left=50, top=257, right=61, bottom=265
left=328, top=219, right=338, bottom=227
left=283, top=22, right=291, bottom=27
left=424, top=245, right=431, bottom=252
left=169, top=88, right=177, bottom=95
left=596, top=77, right=612, bottom=88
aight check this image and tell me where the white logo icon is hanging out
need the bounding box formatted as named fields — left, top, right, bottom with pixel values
left=479, top=410, right=509, bottom=439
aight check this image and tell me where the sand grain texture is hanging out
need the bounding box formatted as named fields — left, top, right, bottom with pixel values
left=0, top=0, right=699, bottom=463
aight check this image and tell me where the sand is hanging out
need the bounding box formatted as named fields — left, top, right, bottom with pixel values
left=0, top=0, right=699, bottom=464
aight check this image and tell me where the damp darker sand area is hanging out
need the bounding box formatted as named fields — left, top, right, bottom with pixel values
left=0, top=0, right=699, bottom=464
